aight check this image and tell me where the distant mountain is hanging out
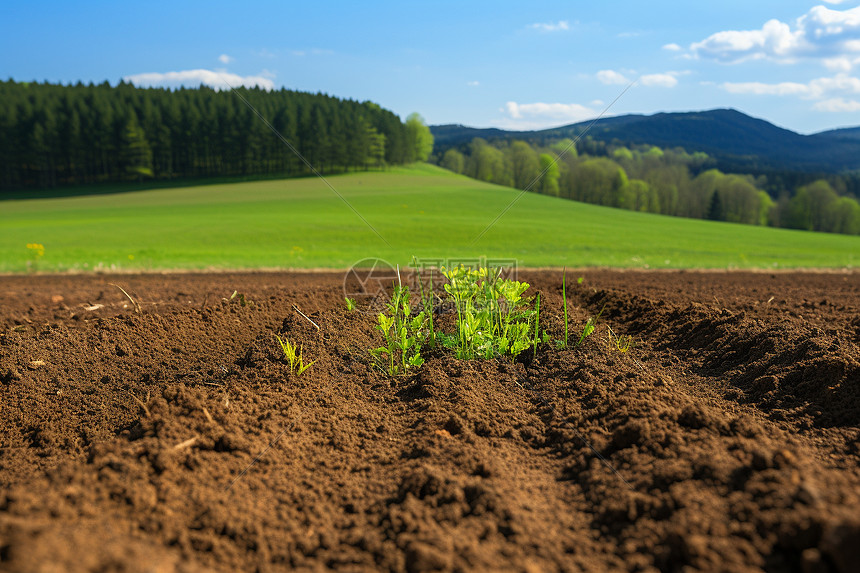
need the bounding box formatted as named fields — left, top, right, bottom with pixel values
left=431, top=125, right=511, bottom=147
left=431, top=109, right=860, bottom=173
left=813, top=126, right=860, bottom=142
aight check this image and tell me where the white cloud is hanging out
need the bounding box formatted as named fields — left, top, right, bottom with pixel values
left=641, top=73, right=679, bottom=87
left=598, top=69, right=680, bottom=87
left=528, top=20, right=569, bottom=33
left=811, top=73, right=860, bottom=94
left=692, top=19, right=802, bottom=63
left=814, top=97, right=860, bottom=111
left=695, top=6, right=860, bottom=115
left=597, top=69, right=629, bottom=85
left=663, top=43, right=683, bottom=52
left=124, top=69, right=275, bottom=91
left=823, top=56, right=860, bottom=71
left=218, top=54, right=233, bottom=64
left=721, top=81, right=811, bottom=96
left=499, top=101, right=596, bottom=130
left=467, top=80, right=480, bottom=87
left=822, top=0, right=849, bottom=5
left=691, top=5, right=860, bottom=67
left=720, top=73, right=860, bottom=106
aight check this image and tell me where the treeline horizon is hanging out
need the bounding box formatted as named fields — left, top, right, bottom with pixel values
left=435, top=138, right=860, bottom=236
left=0, top=79, right=433, bottom=190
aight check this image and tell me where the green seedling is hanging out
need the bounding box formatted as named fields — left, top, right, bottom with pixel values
left=276, top=335, right=316, bottom=375
left=440, top=265, right=542, bottom=360
left=226, top=290, right=248, bottom=307
left=369, top=262, right=549, bottom=371
left=345, top=297, right=357, bottom=312
left=577, top=277, right=584, bottom=285
left=560, top=268, right=569, bottom=348
left=371, top=270, right=430, bottom=376
left=577, top=305, right=606, bottom=347
left=533, top=292, right=542, bottom=355
left=412, top=256, right=438, bottom=349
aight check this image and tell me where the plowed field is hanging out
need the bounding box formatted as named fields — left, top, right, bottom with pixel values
left=1, top=270, right=858, bottom=572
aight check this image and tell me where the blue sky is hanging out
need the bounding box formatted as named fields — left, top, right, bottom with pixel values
left=3, top=1, right=860, bottom=134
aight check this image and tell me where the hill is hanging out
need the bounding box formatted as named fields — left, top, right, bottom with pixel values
left=814, top=126, right=860, bottom=142
left=432, top=109, right=860, bottom=173
left=1, top=165, right=856, bottom=272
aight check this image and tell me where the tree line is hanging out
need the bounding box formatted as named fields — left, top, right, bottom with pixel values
left=436, top=138, right=860, bottom=235
left=0, top=79, right=433, bottom=190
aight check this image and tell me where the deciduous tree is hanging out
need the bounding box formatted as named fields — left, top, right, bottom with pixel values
left=405, top=112, right=434, bottom=162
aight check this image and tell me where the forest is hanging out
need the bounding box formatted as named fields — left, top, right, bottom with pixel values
left=0, top=80, right=433, bottom=190
left=435, top=137, right=860, bottom=235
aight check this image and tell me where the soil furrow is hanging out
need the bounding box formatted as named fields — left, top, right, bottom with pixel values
left=1, top=270, right=858, bottom=572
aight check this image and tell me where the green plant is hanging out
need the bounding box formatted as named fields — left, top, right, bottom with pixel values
left=533, top=292, right=542, bottom=356
left=440, top=265, right=544, bottom=360
left=371, top=273, right=430, bottom=376
left=561, top=268, right=569, bottom=347
left=412, top=256, right=438, bottom=349
left=226, top=290, right=249, bottom=306
left=276, top=335, right=316, bottom=375
left=345, top=297, right=357, bottom=312
left=577, top=305, right=606, bottom=347
left=26, top=243, right=44, bottom=271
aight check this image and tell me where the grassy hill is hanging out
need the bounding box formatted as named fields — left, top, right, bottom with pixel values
left=1, top=164, right=857, bottom=273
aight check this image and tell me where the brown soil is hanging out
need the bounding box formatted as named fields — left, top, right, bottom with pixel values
left=1, top=270, right=859, bottom=572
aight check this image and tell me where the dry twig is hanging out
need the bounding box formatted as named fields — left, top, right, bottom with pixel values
left=173, top=436, right=199, bottom=451
left=129, top=391, right=151, bottom=416
left=293, top=304, right=320, bottom=330
left=110, top=283, right=141, bottom=313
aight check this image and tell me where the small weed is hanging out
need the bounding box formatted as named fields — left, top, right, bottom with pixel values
left=577, top=276, right=584, bottom=285
left=560, top=268, right=569, bottom=348
left=577, top=305, right=606, bottom=346
left=26, top=243, right=45, bottom=258
left=371, top=270, right=430, bottom=376
left=413, top=256, right=438, bottom=349
left=607, top=326, right=633, bottom=353
left=345, top=297, right=357, bottom=312
left=225, top=290, right=249, bottom=307
left=533, top=292, right=543, bottom=356
left=26, top=243, right=45, bottom=271
left=276, top=335, right=316, bottom=375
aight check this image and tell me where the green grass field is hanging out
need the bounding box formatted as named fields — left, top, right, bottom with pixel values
left=1, top=164, right=858, bottom=273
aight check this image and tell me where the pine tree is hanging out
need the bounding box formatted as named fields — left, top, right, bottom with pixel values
left=708, top=190, right=724, bottom=221
left=119, top=114, right=153, bottom=181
